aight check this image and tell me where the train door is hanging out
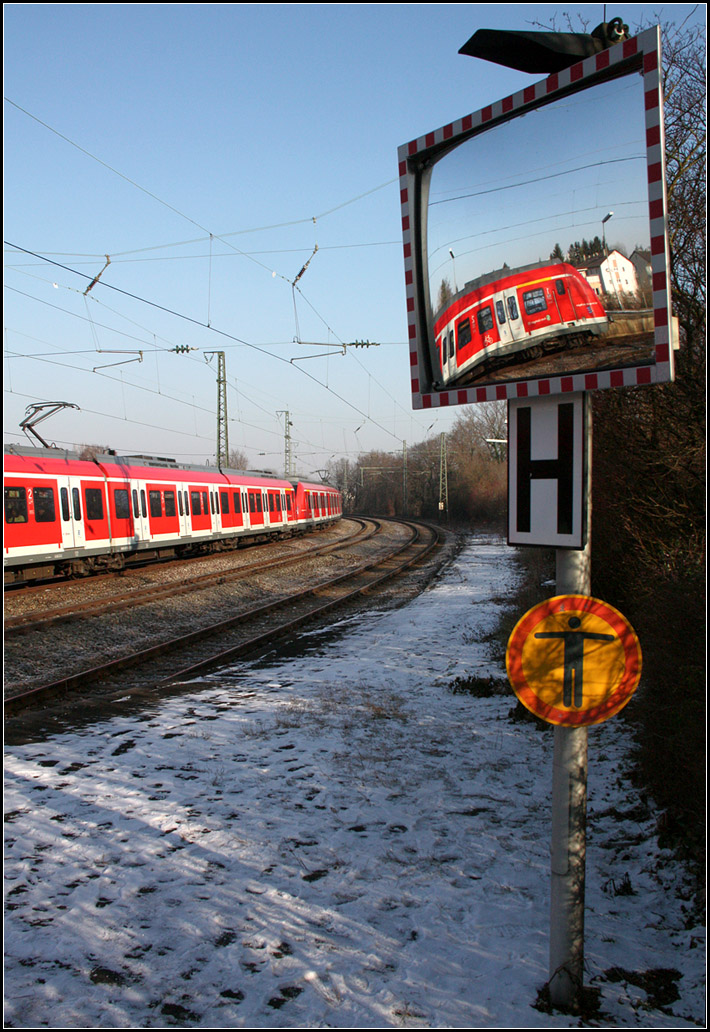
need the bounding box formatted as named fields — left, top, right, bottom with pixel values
left=130, top=481, right=151, bottom=545
left=81, top=478, right=110, bottom=548
left=441, top=326, right=457, bottom=381
left=549, top=276, right=578, bottom=324
left=62, top=476, right=86, bottom=552
left=177, top=483, right=191, bottom=539
left=493, top=291, right=525, bottom=347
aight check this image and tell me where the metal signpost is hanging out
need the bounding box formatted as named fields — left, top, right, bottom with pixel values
left=507, top=589, right=642, bottom=1004
left=396, top=16, right=672, bottom=1015
left=397, top=17, right=672, bottom=1015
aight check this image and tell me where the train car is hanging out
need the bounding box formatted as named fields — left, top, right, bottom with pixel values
left=293, top=480, right=342, bottom=526
left=3, top=447, right=342, bottom=582
left=434, top=262, right=608, bottom=386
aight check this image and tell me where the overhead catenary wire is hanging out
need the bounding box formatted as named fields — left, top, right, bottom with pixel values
left=4, top=98, right=446, bottom=450
left=5, top=241, right=418, bottom=447
left=4, top=97, right=396, bottom=266
left=4, top=286, right=387, bottom=465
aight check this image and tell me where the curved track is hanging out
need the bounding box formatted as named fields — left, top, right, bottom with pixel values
left=4, top=518, right=443, bottom=714
left=4, top=517, right=375, bottom=635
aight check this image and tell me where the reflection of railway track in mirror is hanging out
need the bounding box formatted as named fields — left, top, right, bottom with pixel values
left=459, top=326, right=656, bottom=387
left=4, top=518, right=443, bottom=715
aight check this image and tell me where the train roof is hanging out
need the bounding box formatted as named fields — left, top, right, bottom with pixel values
left=459, top=260, right=573, bottom=297
left=434, top=260, right=578, bottom=320
left=296, top=480, right=338, bottom=491
left=4, top=446, right=104, bottom=476
left=4, top=446, right=339, bottom=493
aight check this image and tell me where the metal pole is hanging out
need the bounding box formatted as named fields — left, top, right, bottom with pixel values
left=402, top=440, right=407, bottom=516
left=439, top=431, right=449, bottom=519
left=549, top=398, right=592, bottom=1010
left=277, top=410, right=293, bottom=479
left=205, top=351, right=228, bottom=468
left=216, top=352, right=228, bottom=469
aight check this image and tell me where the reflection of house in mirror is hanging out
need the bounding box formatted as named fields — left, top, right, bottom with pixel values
left=574, top=250, right=641, bottom=307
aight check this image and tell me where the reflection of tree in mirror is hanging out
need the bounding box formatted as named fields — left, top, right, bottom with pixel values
left=551, top=237, right=604, bottom=264
left=437, top=277, right=453, bottom=311
left=590, top=16, right=706, bottom=872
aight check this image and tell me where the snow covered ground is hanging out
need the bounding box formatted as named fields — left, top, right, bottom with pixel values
left=4, top=536, right=705, bottom=1028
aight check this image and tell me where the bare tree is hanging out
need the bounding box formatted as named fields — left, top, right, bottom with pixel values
left=591, top=15, right=705, bottom=862
left=227, top=448, right=250, bottom=471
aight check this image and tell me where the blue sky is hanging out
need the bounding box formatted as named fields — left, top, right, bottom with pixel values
left=426, top=71, right=650, bottom=299
left=3, top=4, right=702, bottom=474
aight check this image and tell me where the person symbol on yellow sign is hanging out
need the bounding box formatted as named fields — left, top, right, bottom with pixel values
left=534, top=615, right=616, bottom=707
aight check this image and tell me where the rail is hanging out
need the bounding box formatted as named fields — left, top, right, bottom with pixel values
left=4, top=519, right=443, bottom=714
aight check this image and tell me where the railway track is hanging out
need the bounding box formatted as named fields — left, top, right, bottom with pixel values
left=4, top=516, right=376, bottom=635
left=4, top=518, right=444, bottom=715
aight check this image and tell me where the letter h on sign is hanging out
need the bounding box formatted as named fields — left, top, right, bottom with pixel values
left=508, top=394, right=587, bottom=549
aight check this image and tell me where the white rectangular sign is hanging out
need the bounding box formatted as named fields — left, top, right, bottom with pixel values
left=508, top=393, right=587, bottom=548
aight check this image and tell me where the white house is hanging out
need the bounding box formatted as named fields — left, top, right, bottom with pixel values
left=575, top=250, right=641, bottom=302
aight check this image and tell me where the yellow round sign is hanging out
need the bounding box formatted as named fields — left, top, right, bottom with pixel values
left=506, top=595, right=642, bottom=726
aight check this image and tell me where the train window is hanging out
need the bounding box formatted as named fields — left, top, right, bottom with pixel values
left=60, top=487, right=71, bottom=521
left=286, top=494, right=292, bottom=512
left=233, top=491, right=241, bottom=514
left=248, top=491, right=255, bottom=513
left=140, top=490, right=147, bottom=518
left=85, top=488, right=104, bottom=522
left=201, top=491, right=208, bottom=515
left=522, top=288, right=547, bottom=314
left=132, top=490, right=139, bottom=518
left=220, top=491, right=230, bottom=514
left=149, top=491, right=162, bottom=518
left=178, top=492, right=184, bottom=517
left=184, top=491, right=189, bottom=514
left=215, top=492, right=220, bottom=514
left=190, top=490, right=201, bottom=515
left=164, top=491, right=176, bottom=518
left=456, top=318, right=472, bottom=351
left=4, top=486, right=28, bottom=524
left=73, top=488, right=82, bottom=521
left=477, top=306, right=494, bottom=334
left=507, top=296, right=519, bottom=321
left=34, top=487, right=56, bottom=522
left=209, top=492, right=215, bottom=514
left=496, top=300, right=506, bottom=325
left=441, top=334, right=448, bottom=364
left=114, top=489, right=130, bottom=520
left=257, top=493, right=263, bottom=513
left=555, top=279, right=566, bottom=296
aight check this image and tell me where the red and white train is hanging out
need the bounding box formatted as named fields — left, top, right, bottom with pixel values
left=434, top=261, right=608, bottom=385
left=4, top=447, right=342, bottom=582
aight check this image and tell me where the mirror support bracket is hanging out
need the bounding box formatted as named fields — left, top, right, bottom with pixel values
left=459, top=18, right=630, bottom=74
